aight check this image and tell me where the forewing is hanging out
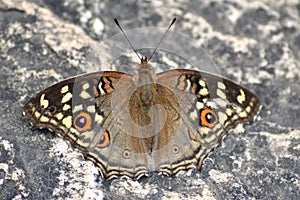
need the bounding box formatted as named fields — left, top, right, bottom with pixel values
left=23, top=71, right=150, bottom=179
left=154, top=69, right=261, bottom=175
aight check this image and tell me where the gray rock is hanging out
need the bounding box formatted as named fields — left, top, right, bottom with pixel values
left=0, top=0, right=299, bottom=199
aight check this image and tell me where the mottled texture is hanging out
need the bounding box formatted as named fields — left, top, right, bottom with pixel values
left=0, top=0, right=299, bottom=199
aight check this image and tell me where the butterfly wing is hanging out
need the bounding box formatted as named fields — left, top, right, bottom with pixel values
left=23, top=71, right=151, bottom=179
left=154, top=69, right=261, bottom=175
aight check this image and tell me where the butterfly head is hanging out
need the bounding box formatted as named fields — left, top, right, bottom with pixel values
left=136, top=56, right=153, bottom=72
left=141, top=57, right=148, bottom=64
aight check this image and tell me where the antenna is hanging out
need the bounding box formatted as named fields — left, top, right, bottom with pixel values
left=114, top=18, right=177, bottom=62
left=148, top=18, right=176, bottom=61
left=114, top=18, right=141, bottom=60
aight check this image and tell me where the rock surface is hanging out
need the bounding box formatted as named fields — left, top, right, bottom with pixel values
left=0, top=0, right=299, bottom=199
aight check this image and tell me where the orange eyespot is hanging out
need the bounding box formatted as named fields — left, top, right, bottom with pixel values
left=97, top=130, right=110, bottom=148
left=73, top=112, right=92, bottom=132
left=200, top=108, right=218, bottom=128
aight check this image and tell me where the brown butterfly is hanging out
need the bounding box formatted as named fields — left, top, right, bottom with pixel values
left=23, top=19, right=261, bottom=180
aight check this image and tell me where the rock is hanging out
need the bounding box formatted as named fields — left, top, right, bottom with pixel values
left=0, top=0, right=299, bottom=199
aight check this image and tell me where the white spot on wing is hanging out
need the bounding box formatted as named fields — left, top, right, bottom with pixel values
left=50, top=119, right=58, bottom=126
left=63, top=104, right=71, bottom=111
left=82, top=83, right=90, bottom=90
left=218, top=112, right=227, bottom=124
left=95, top=113, right=103, bottom=123
left=87, top=106, right=95, bottom=113
left=239, top=111, right=248, bottom=118
left=61, top=85, right=69, bottom=94
left=207, top=101, right=218, bottom=109
left=98, top=82, right=105, bottom=94
left=185, top=80, right=191, bottom=92
left=199, top=88, right=209, bottom=96
left=196, top=102, right=204, bottom=109
left=73, top=105, right=83, bottom=113
left=40, top=94, right=49, bottom=108
left=237, top=89, right=246, bottom=104
left=62, top=116, right=72, bottom=128
left=226, top=108, right=233, bottom=116
left=218, top=82, right=226, bottom=90
left=80, top=91, right=91, bottom=99
left=40, top=115, right=49, bottom=122
left=245, top=106, right=251, bottom=113
left=199, top=80, right=206, bottom=87
left=61, top=92, right=72, bottom=103
left=190, top=110, right=198, bottom=121
left=34, top=111, right=41, bottom=119
left=56, top=113, right=64, bottom=120
left=215, top=98, right=227, bottom=107
left=216, top=89, right=226, bottom=99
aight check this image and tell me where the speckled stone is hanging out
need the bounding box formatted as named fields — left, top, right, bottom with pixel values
left=0, top=0, right=299, bottom=199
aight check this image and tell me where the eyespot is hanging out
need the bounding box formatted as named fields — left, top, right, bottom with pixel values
left=172, top=145, right=180, bottom=154
left=73, top=112, right=92, bottom=132
left=48, top=106, right=56, bottom=113
left=122, top=149, right=131, bottom=159
left=97, top=130, right=110, bottom=148
left=200, top=108, right=218, bottom=128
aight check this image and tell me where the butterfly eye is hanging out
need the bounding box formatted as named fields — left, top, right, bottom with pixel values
left=200, top=108, right=218, bottom=128
left=73, top=112, right=92, bottom=132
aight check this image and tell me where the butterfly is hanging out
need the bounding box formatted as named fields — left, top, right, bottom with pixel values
left=23, top=19, right=261, bottom=180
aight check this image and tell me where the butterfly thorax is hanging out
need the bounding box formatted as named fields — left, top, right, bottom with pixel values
left=129, top=61, right=164, bottom=141
left=135, top=61, right=157, bottom=107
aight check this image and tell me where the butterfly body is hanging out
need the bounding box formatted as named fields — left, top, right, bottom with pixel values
left=24, top=58, right=261, bottom=179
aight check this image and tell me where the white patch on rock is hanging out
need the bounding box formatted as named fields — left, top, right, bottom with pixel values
left=209, top=169, right=232, bottom=184
left=92, top=18, right=104, bottom=36
left=50, top=138, right=103, bottom=199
